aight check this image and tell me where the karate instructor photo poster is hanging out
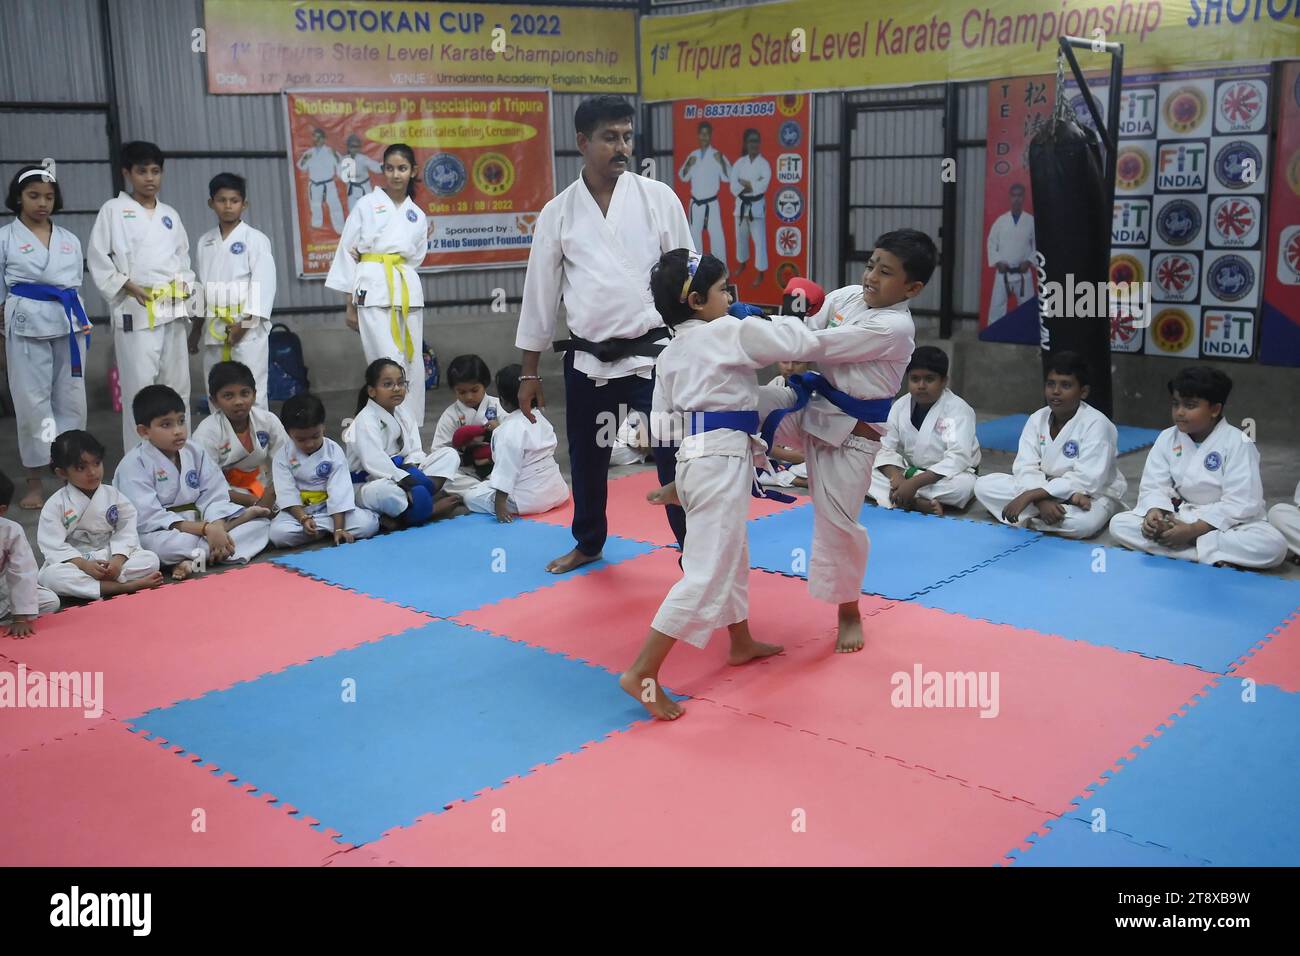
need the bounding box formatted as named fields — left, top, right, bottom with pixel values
left=284, top=88, right=555, bottom=277
left=671, top=94, right=812, bottom=309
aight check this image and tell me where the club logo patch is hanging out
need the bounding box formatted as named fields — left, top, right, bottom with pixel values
left=316, top=461, right=333, bottom=478
left=1208, top=196, right=1259, bottom=248
left=1115, top=146, right=1151, bottom=191
left=777, top=94, right=804, bottom=117
left=472, top=153, right=514, bottom=197
left=256, top=430, right=270, bottom=447
left=1062, top=440, right=1079, bottom=459
left=1151, top=308, right=1195, bottom=354
left=779, top=121, right=802, bottom=147
left=1163, top=86, right=1207, bottom=134
left=774, top=187, right=803, bottom=223
left=406, top=209, right=418, bottom=222
left=1206, top=254, right=1255, bottom=302
left=424, top=153, right=466, bottom=197
left=106, top=505, right=119, bottom=527
left=1156, top=199, right=1201, bottom=246
left=1110, top=253, right=1145, bottom=286
left=1214, top=140, right=1262, bottom=190
left=231, top=241, right=246, bottom=254
left=162, top=216, right=173, bottom=229
left=1204, top=451, right=1222, bottom=472
left=185, top=469, right=201, bottom=489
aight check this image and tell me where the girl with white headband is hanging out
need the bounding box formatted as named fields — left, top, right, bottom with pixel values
left=0, top=165, right=92, bottom=508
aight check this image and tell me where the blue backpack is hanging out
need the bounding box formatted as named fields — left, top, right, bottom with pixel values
left=268, top=322, right=309, bottom=401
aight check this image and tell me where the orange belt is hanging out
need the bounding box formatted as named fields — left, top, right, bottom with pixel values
left=226, top=466, right=264, bottom=499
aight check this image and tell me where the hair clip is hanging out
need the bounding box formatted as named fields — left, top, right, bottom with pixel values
left=678, top=251, right=702, bottom=303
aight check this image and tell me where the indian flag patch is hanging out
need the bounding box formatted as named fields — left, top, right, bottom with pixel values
left=18, top=242, right=34, bottom=254
left=1173, top=443, right=1183, bottom=458
left=123, top=210, right=137, bottom=220
left=61, top=507, right=78, bottom=529
left=155, top=468, right=169, bottom=482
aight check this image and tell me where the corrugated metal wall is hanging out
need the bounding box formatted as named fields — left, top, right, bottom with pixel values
left=0, top=0, right=994, bottom=330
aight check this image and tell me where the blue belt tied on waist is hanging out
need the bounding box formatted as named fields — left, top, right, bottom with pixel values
left=10, top=282, right=91, bottom=378
left=687, top=409, right=796, bottom=504
left=760, top=371, right=893, bottom=452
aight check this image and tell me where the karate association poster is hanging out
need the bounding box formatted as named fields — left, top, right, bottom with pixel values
left=978, top=75, right=1051, bottom=345
left=1260, top=60, right=1300, bottom=367
left=1063, top=65, right=1271, bottom=362
left=284, top=88, right=554, bottom=277
left=671, top=94, right=812, bottom=309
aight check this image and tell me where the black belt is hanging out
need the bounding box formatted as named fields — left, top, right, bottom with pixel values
left=691, top=193, right=718, bottom=231
left=738, top=192, right=765, bottom=222
left=553, top=328, right=670, bottom=362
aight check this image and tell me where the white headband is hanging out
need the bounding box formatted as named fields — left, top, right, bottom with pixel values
left=19, top=168, right=55, bottom=184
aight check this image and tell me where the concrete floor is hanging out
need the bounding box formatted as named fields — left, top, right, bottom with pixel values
left=5, top=381, right=1298, bottom=580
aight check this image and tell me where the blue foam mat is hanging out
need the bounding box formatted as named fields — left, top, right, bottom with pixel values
left=1058, top=681, right=1300, bottom=866
left=274, top=513, right=656, bottom=616
left=128, top=620, right=653, bottom=845
left=1006, top=816, right=1211, bottom=867
left=977, top=413, right=1162, bottom=455
left=912, top=535, right=1300, bottom=671
left=746, top=502, right=1035, bottom=600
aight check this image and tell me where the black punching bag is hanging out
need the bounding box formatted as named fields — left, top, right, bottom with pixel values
left=1029, top=109, right=1114, bottom=418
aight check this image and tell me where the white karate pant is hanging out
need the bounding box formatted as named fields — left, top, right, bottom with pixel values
left=5, top=325, right=88, bottom=468
left=987, top=269, right=1031, bottom=324
left=868, top=468, right=977, bottom=510
left=461, top=476, right=569, bottom=517
left=651, top=453, right=752, bottom=648
left=1109, top=507, right=1289, bottom=569
left=37, top=547, right=161, bottom=600
left=802, top=434, right=880, bottom=605
left=202, top=319, right=270, bottom=409
left=141, top=515, right=270, bottom=566
left=442, top=467, right=489, bottom=499
left=735, top=215, right=767, bottom=271
left=0, top=583, right=60, bottom=622
left=689, top=197, right=726, bottom=263
left=114, top=318, right=191, bottom=452
left=354, top=446, right=460, bottom=517
left=344, top=180, right=371, bottom=213
left=1267, top=503, right=1300, bottom=560
left=268, top=506, right=380, bottom=548
left=758, top=460, right=807, bottom=488
left=358, top=305, right=425, bottom=426
left=309, top=180, right=345, bottom=234
left=974, top=473, right=1118, bottom=538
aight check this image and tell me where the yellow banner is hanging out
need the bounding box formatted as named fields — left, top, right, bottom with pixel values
left=641, top=0, right=1300, bottom=101
left=205, top=0, right=637, bottom=94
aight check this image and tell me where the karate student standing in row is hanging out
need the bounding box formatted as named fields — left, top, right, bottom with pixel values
left=188, top=173, right=276, bottom=406
left=1, top=166, right=92, bottom=509
left=88, top=141, right=194, bottom=452
left=326, top=143, right=430, bottom=426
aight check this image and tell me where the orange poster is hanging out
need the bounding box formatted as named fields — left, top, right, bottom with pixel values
left=284, top=88, right=554, bottom=276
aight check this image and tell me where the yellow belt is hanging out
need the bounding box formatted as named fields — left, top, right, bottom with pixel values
left=301, top=490, right=329, bottom=507
left=145, top=280, right=190, bottom=330
left=359, top=252, right=414, bottom=361
left=208, top=304, right=245, bottom=361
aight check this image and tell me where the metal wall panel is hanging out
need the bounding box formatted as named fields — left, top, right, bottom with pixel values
left=0, top=0, right=106, bottom=103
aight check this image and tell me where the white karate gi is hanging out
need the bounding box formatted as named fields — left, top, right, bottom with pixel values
left=87, top=192, right=194, bottom=451
left=462, top=408, right=569, bottom=516
left=112, top=441, right=269, bottom=565
left=431, top=394, right=501, bottom=498
left=269, top=437, right=379, bottom=547
left=345, top=398, right=460, bottom=518
left=678, top=147, right=729, bottom=262
left=609, top=412, right=651, bottom=467
left=650, top=314, right=826, bottom=648
left=516, top=171, right=695, bottom=383
left=326, top=191, right=428, bottom=424
left=974, top=403, right=1127, bottom=539
left=36, top=484, right=159, bottom=600
left=1267, top=481, right=1300, bottom=561
left=194, top=222, right=277, bottom=407
left=339, top=152, right=383, bottom=212
left=782, top=288, right=916, bottom=605
left=1110, top=420, right=1287, bottom=568
left=730, top=154, right=771, bottom=272
left=190, top=406, right=288, bottom=502
left=870, top=389, right=981, bottom=510
left=298, top=144, right=345, bottom=233
left=0, top=516, right=59, bottom=622
left=986, top=210, right=1036, bottom=322
left=0, top=221, right=91, bottom=468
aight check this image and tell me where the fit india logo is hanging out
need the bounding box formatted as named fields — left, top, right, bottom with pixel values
left=473, top=153, right=514, bottom=196
left=1156, top=142, right=1207, bottom=191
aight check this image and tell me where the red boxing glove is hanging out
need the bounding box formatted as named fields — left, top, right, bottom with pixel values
left=471, top=445, right=493, bottom=464
left=783, top=277, right=825, bottom=318
left=451, top=424, right=487, bottom=449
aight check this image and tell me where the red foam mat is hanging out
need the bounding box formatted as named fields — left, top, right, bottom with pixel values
left=523, top=467, right=793, bottom=546
left=0, top=723, right=347, bottom=866
left=1, top=563, right=430, bottom=719
left=364, top=699, right=1046, bottom=866
left=0, top=656, right=107, bottom=757
left=1232, top=613, right=1300, bottom=693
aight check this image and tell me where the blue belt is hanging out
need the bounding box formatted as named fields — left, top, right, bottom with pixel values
left=685, top=409, right=795, bottom=504
left=10, top=282, right=91, bottom=377
left=760, top=371, right=892, bottom=451
left=350, top=454, right=428, bottom=485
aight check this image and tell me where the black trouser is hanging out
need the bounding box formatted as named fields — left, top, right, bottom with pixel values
left=563, top=350, right=685, bottom=555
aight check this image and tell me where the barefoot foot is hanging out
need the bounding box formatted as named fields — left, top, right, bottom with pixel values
left=912, top=496, right=945, bottom=516
left=171, top=560, right=195, bottom=582
left=728, top=639, right=784, bottom=666
left=546, top=547, right=601, bottom=574
left=835, top=605, right=865, bottom=653
left=126, top=572, right=165, bottom=592
left=432, top=493, right=462, bottom=519
left=618, top=670, right=684, bottom=720
left=646, top=481, right=681, bottom=507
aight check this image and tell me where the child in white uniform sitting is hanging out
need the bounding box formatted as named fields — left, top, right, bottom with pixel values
left=0, top=470, right=60, bottom=636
